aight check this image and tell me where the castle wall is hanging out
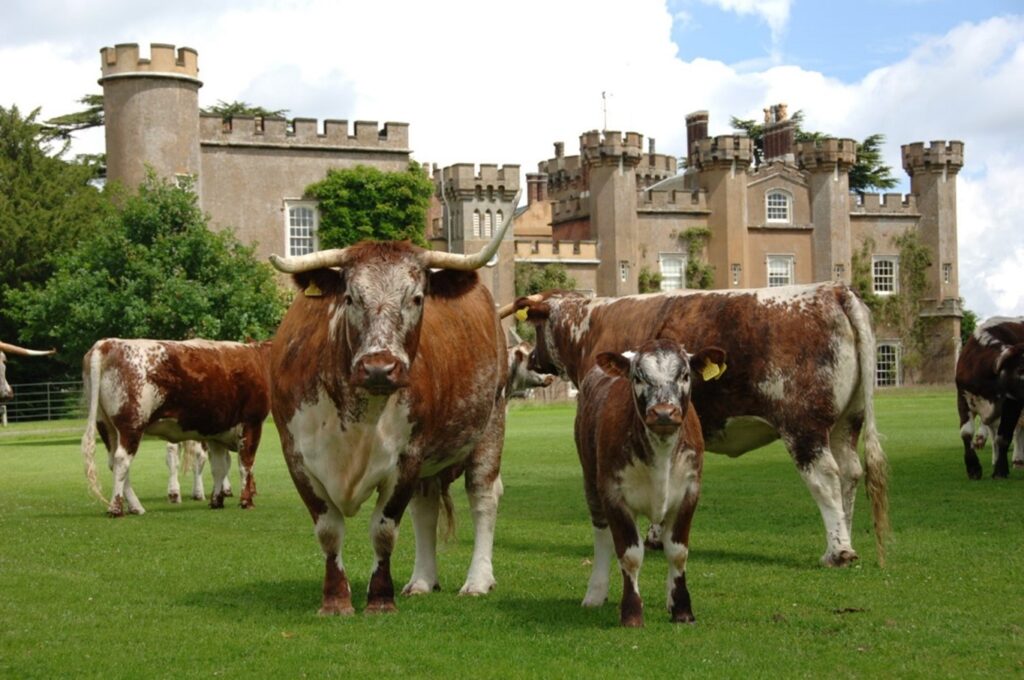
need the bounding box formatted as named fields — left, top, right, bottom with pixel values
left=746, top=229, right=815, bottom=287
left=746, top=171, right=812, bottom=228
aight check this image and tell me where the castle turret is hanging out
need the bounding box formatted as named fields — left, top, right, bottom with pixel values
left=902, top=140, right=965, bottom=382
left=581, top=130, right=643, bottom=296
left=685, top=110, right=709, bottom=168
left=99, top=43, right=202, bottom=191
left=797, top=138, right=857, bottom=283
left=693, top=135, right=752, bottom=288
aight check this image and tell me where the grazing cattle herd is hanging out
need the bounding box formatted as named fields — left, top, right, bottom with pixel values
left=5, top=214, right=1020, bottom=627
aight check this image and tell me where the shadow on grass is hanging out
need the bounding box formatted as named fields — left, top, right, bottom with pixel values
left=697, top=547, right=811, bottom=570
left=0, top=436, right=82, bottom=448
left=494, top=594, right=634, bottom=631
left=182, top=578, right=335, bottom=617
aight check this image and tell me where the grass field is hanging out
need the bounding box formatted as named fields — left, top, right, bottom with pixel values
left=1, top=388, right=1022, bottom=678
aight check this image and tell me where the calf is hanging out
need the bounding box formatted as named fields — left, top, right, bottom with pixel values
left=81, top=338, right=272, bottom=516
left=956, top=317, right=1024, bottom=478
left=506, top=328, right=554, bottom=398
left=576, top=339, right=725, bottom=627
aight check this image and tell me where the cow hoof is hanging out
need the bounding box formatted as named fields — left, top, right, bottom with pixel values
left=317, top=602, right=355, bottom=617
left=106, top=509, right=125, bottom=518
left=364, top=600, right=398, bottom=614
left=401, top=579, right=439, bottom=596
left=967, top=468, right=983, bottom=480
left=209, top=496, right=225, bottom=510
left=127, top=506, right=146, bottom=516
left=581, top=590, right=608, bottom=607
left=992, top=470, right=1009, bottom=480
left=191, top=493, right=205, bottom=501
left=1014, top=460, right=1024, bottom=470
left=240, top=499, right=254, bottom=509
left=670, top=612, right=696, bottom=624
left=223, top=489, right=234, bottom=498
left=107, top=497, right=125, bottom=518
left=621, top=615, right=644, bottom=628
left=168, top=493, right=181, bottom=504
left=822, top=549, right=859, bottom=567
left=458, top=580, right=496, bottom=596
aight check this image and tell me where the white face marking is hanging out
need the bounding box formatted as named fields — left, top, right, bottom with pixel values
left=630, top=349, right=691, bottom=425
left=345, top=263, right=425, bottom=370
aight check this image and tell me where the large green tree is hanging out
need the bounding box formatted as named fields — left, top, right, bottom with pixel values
left=513, top=262, right=576, bottom=341
left=5, top=173, right=287, bottom=373
left=730, top=111, right=897, bottom=193
left=305, top=162, right=434, bottom=248
left=202, top=100, right=289, bottom=120
left=0, top=104, right=111, bottom=364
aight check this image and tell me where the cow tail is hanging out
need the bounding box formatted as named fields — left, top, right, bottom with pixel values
left=80, top=348, right=109, bottom=506
left=438, top=480, right=457, bottom=544
left=844, top=289, right=891, bottom=567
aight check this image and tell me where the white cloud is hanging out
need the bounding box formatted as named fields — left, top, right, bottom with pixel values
left=698, top=0, right=792, bottom=58
left=1, top=2, right=1021, bottom=318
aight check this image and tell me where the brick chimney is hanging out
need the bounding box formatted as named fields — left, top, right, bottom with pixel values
left=763, top=103, right=795, bottom=164
left=526, top=172, right=548, bottom=205
left=685, top=110, right=709, bottom=165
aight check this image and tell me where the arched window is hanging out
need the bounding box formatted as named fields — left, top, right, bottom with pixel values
left=483, top=211, right=493, bottom=238
left=472, top=210, right=481, bottom=238
left=766, top=190, right=792, bottom=224
left=495, top=210, right=504, bottom=236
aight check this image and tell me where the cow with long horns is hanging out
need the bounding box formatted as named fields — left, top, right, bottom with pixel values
left=269, top=219, right=512, bottom=615
left=0, top=341, right=57, bottom=407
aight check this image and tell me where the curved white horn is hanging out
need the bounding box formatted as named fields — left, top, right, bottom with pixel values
left=498, top=293, right=544, bottom=319
left=268, top=247, right=353, bottom=274
left=0, top=341, right=56, bottom=357
left=421, top=190, right=522, bottom=271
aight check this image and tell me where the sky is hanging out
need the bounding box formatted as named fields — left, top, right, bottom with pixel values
left=2, top=0, right=1022, bottom=319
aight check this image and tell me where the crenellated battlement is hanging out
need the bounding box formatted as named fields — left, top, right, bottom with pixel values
left=552, top=196, right=589, bottom=221
left=901, top=140, right=964, bottom=174
left=199, top=114, right=409, bottom=151
left=796, top=138, right=857, bottom=170
left=851, top=192, right=919, bottom=215
left=99, top=43, right=200, bottom=84
left=693, top=135, right=753, bottom=169
left=580, top=130, right=644, bottom=167
left=637, top=188, right=708, bottom=213
left=636, top=153, right=678, bottom=180
left=435, top=163, right=521, bottom=196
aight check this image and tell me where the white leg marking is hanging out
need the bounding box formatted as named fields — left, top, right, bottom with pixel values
left=460, top=474, right=503, bottom=595
left=109, top=443, right=131, bottom=515
left=663, top=538, right=689, bottom=612
left=166, top=443, right=181, bottom=503
left=123, top=467, right=145, bottom=515
left=207, top=443, right=230, bottom=505
left=619, top=543, right=644, bottom=595
left=798, top=450, right=856, bottom=565
left=190, top=442, right=207, bottom=501
left=582, top=525, right=614, bottom=607
left=403, top=486, right=441, bottom=596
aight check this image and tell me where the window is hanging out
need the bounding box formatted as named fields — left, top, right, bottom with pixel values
left=472, top=210, right=481, bottom=238
left=286, top=202, right=318, bottom=257
left=943, top=262, right=952, bottom=285
left=483, top=211, right=493, bottom=238
left=496, top=210, right=504, bottom=236
left=767, top=254, right=794, bottom=287
left=659, top=253, right=686, bottom=291
left=619, top=261, right=630, bottom=283
left=876, top=343, right=900, bottom=387
left=873, top=256, right=899, bottom=295
left=766, top=190, right=791, bottom=223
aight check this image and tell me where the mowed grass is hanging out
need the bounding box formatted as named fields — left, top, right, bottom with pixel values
left=1, top=388, right=1022, bottom=678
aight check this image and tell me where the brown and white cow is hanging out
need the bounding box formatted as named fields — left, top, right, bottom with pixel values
left=165, top=440, right=234, bottom=503
left=268, top=229, right=510, bottom=615
left=577, top=339, right=724, bottom=627
left=513, top=283, right=890, bottom=567
left=0, top=341, right=57, bottom=403
left=956, top=317, right=1024, bottom=479
left=506, top=328, right=555, bottom=398
left=81, top=338, right=273, bottom=516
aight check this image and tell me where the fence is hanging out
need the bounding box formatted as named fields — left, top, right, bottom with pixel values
left=1, top=381, right=85, bottom=425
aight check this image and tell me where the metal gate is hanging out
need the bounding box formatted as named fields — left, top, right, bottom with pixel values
left=1, top=381, right=85, bottom=425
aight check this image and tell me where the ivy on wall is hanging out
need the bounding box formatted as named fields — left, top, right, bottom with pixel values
left=638, top=266, right=662, bottom=293
left=678, top=227, right=715, bottom=289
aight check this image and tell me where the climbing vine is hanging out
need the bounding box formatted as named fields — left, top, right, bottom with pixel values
left=850, top=231, right=933, bottom=381
left=638, top=266, right=662, bottom=293
left=678, top=227, right=714, bottom=289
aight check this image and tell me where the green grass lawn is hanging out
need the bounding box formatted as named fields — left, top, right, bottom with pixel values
left=1, top=388, right=1022, bottom=678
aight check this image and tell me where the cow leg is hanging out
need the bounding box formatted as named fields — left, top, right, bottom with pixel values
left=108, top=433, right=142, bottom=517
left=166, top=443, right=182, bottom=503
left=367, top=475, right=415, bottom=613
left=831, top=419, right=865, bottom=538
left=237, top=424, right=262, bottom=509
left=207, top=443, right=231, bottom=509
left=958, top=391, right=984, bottom=479
left=188, top=441, right=207, bottom=501
left=314, top=505, right=354, bottom=616
left=123, top=467, right=146, bottom=515
left=403, top=481, right=442, bottom=596
left=665, top=471, right=701, bottom=624
left=606, top=504, right=644, bottom=628
left=1013, top=421, right=1024, bottom=469
left=582, top=524, right=614, bottom=607
left=992, top=401, right=1023, bottom=479
left=791, top=437, right=856, bottom=567
left=460, top=454, right=504, bottom=595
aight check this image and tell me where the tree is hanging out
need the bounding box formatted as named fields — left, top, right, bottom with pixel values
left=202, top=100, right=289, bottom=120
left=513, top=262, right=576, bottom=341
left=730, top=111, right=896, bottom=192
left=0, top=104, right=112, bottom=377
left=960, top=305, right=978, bottom=347
left=43, top=94, right=105, bottom=139
left=5, top=173, right=287, bottom=373
left=305, top=162, right=435, bottom=249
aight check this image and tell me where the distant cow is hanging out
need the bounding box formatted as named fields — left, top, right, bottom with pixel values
left=577, top=339, right=724, bottom=627
left=269, top=228, right=510, bottom=615
left=81, top=338, right=273, bottom=516
left=0, top=341, right=57, bottom=403
left=513, top=283, right=890, bottom=567
left=506, top=328, right=554, bottom=398
left=956, top=317, right=1024, bottom=479
left=165, top=441, right=234, bottom=503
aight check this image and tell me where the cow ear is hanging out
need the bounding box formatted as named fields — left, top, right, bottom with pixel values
left=690, top=346, right=728, bottom=382
left=513, top=297, right=550, bottom=323
left=596, top=352, right=631, bottom=379
left=995, top=343, right=1024, bottom=375
left=292, top=268, right=344, bottom=297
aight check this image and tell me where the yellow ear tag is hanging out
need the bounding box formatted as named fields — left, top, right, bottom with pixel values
left=515, top=307, right=529, bottom=322
left=304, top=282, right=323, bottom=297
left=701, top=360, right=726, bottom=381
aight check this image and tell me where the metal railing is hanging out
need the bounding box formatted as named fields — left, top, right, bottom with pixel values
left=1, top=381, right=85, bottom=425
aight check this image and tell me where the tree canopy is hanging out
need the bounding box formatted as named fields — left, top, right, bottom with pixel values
left=202, top=100, right=289, bottom=120
left=305, top=162, right=435, bottom=249
left=730, top=110, right=897, bottom=193
left=5, top=173, right=287, bottom=372
left=43, top=94, right=105, bottom=139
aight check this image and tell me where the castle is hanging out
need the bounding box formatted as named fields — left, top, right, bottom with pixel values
left=98, top=43, right=962, bottom=385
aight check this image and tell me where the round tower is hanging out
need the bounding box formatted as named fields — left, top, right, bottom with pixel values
left=692, top=135, right=752, bottom=288
left=797, top=138, right=857, bottom=284
left=99, top=43, right=202, bottom=191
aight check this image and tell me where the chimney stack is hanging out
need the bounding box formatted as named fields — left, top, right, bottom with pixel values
left=685, top=110, right=709, bottom=165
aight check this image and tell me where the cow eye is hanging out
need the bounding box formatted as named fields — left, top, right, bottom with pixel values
left=412, top=294, right=424, bottom=306
left=344, top=294, right=354, bottom=306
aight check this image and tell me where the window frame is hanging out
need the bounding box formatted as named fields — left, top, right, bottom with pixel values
left=285, top=200, right=318, bottom=258
left=765, top=189, right=792, bottom=224
left=766, top=254, right=795, bottom=287
left=876, top=341, right=901, bottom=387
left=659, top=252, right=687, bottom=291
left=872, top=256, right=899, bottom=295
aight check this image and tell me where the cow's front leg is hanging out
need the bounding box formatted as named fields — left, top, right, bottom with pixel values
left=123, top=468, right=146, bottom=515
left=993, top=401, right=1023, bottom=479
left=237, top=424, right=262, bottom=509
left=166, top=443, right=182, bottom=503
left=582, top=524, right=614, bottom=607
left=314, top=506, right=354, bottom=616
left=403, top=480, right=442, bottom=596
left=187, top=441, right=208, bottom=500
left=461, top=449, right=503, bottom=596
left=665, top=475, right=700, bottom=624
left=207, top=443, right=231, bottom=509
left=366, top=472, right=415, bottom=613
left=793, top=441, right=857, bottom=567
left=961, top=420, right=984, bottom=480
left=606, top=503, right=644, bottom=628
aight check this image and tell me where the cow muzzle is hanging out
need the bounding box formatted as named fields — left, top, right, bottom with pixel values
left=352, top=352, right=409, bottom=395
left=645, top=404, right=683, bottom=436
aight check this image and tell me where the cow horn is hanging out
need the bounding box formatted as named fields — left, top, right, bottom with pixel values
left=420, top=190, right=522, bottom=271
left=0, top=341, right=56, bottom=357
left=498, top=293, right=544, bottom=319
left=268, top=248, right=352, bottom=274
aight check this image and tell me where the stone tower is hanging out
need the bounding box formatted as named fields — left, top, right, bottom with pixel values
left=798, top=138, right=857, bottom=284
left=692, top=135, right=753, bottom=288
left=99, top=43, right=202, bottom=191
left=902, top=140, right=965, bottom=381
left=581, top=130, right=643, bottom=296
